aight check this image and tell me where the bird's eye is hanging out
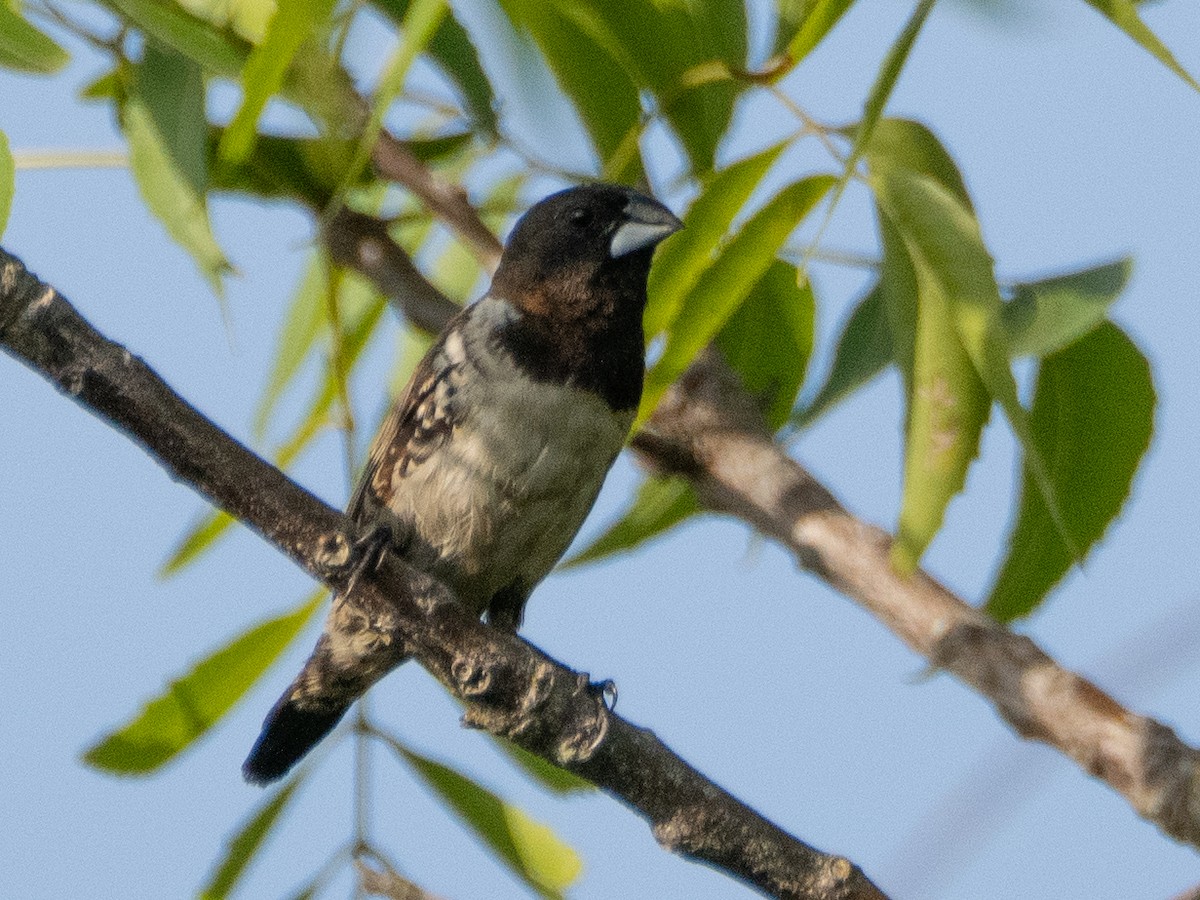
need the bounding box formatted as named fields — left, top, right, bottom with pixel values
left=568, top=207, right=592, bottom=228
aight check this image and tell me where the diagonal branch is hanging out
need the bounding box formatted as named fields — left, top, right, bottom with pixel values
left=0, top=248, right=888, bottom=900
left=330, top=152, right=1200, bottom=850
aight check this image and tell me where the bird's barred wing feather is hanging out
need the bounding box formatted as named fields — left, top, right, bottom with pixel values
left=347, top=323, right=467, bottom=525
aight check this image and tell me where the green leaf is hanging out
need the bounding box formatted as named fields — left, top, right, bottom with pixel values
left=209, top=132, right=361, bottom=207
left=200, top=773, right=306, bottom=899
left=495, top=740, right=594, bottom=794
left=0, top=4, right=68, bottom=74
left=640, top=175, right=835, bottom=424
left=495, top=0, right=643, bottom=181
left=84, top=592, right=325, bottom=774
left=160, top=509, right=236, bottom=576
left=861, top=117, right=972, bottom=210
left=1082, top=0, right=1199, bottom=93
left=778, top=0, right=857, bottom=66
left=794, top=281, right=892, bottom=427
left=645, top=142, right=788, bottom=338
left=387, top=739, right=582, bottom=898
left=807, top=0, right=937, bottom=261
left=124, top=42, right=232, bottom=295
left=561, top=475, right=699, bottom=569
left=1002, top=259, right=1131, bottom=359
left=986, top=323, right=1154, bottom=621
left=254, top=255, right=329, bottom=439
left=174, top=0, right=274, bottom=43
left=876, top=165, right=1071, bottom=569
left=218, top=0, right=338, bottom=166
left=881, top=208, right=991, bottom=572
left=0, top=129, right=13, bottom=240
left=371, top=0, right=498, bottom=134
left=716, top=260, right=815, bottom=429
left=105, top=0, right=247, bottom=77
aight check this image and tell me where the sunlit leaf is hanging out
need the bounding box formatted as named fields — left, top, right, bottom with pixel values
left=987, top=323, right=1154, bottom=621
left=862, top=117, right=972, bottom=210
left=645, top=142, right=787, bottom=338
left=106, top=0, right=246, bottom=77
left=716, top=260, right=815, bottom=428
left=1082, top=0, right=1199, bottom=92
left=84, top=592, right=324, bottom=774
left=640, top=175, right=835, bottom=423
left=200, top=772, right=306, bottom=899
left=254, top=256, right=329, bottom=439
left=562, top=475, right=698, bottom=569
left=161, top=509, right=236, bottom=576
left=876, top=165, right=1070, bottom=569
left=386, top=738, right=582, bottom=898
left=123, top=42, right=232, bottom=294
left=879, top=208, right=990, bottom=572
left=777, top=0, right=856, bottom=66
left=495, top=740, right=594, bottom=794
left=1002, top=259, right=1131, bottom=359
left=174, top=0, right=274, bottom=43
left=218, top=0, right=338, bottom=165
left=372, top=0, right=498, bottom=134
left=794, top=282, right=892, bottom=427
left=495, top=0, right=643, bottom=181
left=0, top=3, right=68, bottom=74
left=0, top=129, right=13, bottom=239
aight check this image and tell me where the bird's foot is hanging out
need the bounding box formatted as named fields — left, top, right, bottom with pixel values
left=343, top=524, right=394, bottom=596
left=589, top=678, right=618, bottom=711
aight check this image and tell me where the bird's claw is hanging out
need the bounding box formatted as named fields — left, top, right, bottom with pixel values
left=343, top=524, right=394, bottom=596
left=590, top=678, right=618, bottom=711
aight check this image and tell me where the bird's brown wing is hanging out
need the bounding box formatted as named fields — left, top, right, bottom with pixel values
left=346, top=325, right=466, bottom=526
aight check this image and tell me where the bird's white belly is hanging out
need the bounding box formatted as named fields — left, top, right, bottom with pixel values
left=387, top=365, right=631, bottom=612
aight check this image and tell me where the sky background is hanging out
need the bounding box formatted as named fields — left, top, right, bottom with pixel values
left=2, top=1, right=1200, bottom=898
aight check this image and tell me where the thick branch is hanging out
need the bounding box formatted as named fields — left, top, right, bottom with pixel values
left=0, top=249, right=887, bottom=900
left=635, top=350, right=1200, bottom=848
left=323, top=164, right=1200, bottom=849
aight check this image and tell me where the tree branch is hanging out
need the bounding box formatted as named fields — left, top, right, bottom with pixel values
left=323, top=158, right=1200, bottom=850
left=0, top=248, right=888, bottom=900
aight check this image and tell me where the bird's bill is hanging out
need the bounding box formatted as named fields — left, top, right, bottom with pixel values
left=609, top=194, right=684, bottom=258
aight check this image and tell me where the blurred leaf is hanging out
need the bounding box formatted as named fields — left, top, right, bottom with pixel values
left=645, top=141, right=787, bottom=337
left=161, top=509, right=236, bottom=576
left=1002, top=259, right=1131, bottom=358
left=562, top=475, right=699, bottom=569
left=640, top=175, right=835, bottom=423
left=716, top=260, right=815, bottom=428
left=254, top=255, right=329, bottom=439
left=217, top=0, right=338, bottom=165
left=331, top=0, right=447, bottom=210
left=495, top=0, right=643, bottom=181
left=862, top=117, right=972, bottom=210
left=552, top=0, right=744, bottom=170
left=0, top=4, right=68, bottom=74
left=80, top=69, right=122, bottom=101
left=0, top=129, right=12, bottom=239
left=1082, top=0, right=1199, bottom=92
left=814, top=0, right=936, bottom=257
left=372, top=0, right=498, bottom=133
left=795, top=282, right=892, bottom=427
left=876, top=165, right=1071, bottom=569
left=987, top=323, right=1154, bottom=621
left=106, top=0, right=246, bottom=77
left=776, top=0, right=856, bottom=66
left=387, top=739, right=582, bottom=898
left=175, top=0, right=274, bottom=43
left=209, top=132, right=363, bottom=207
left=880, top=208, right=990, bottom=572
left=495, top=739, right=594, bottom=794
left=200, top=773, right=306, bottom=899
left=123, top=42, right=232, bottom=294
left=84, top=592, right=324, bottom=774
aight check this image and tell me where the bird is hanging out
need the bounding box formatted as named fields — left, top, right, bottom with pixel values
left=242, top=184, right=682, bottom=784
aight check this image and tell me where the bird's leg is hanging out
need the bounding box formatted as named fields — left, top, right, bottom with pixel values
left=485, top=581, right=528, bottom=633
left=343, top=523, right=398, bottom=596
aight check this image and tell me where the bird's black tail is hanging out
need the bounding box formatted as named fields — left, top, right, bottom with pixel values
left=242, top=597, right=407, bottom=784
left=242, top=689, right=349, bottom=785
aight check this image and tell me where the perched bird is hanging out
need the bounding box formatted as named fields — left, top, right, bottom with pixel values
left=243, top=184, right=682, bottom=784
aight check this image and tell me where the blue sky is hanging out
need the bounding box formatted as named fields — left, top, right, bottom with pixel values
left=2, top=2, right=1199, bottom=898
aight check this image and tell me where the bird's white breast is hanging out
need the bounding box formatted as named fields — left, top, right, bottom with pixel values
left=384, top=298, right=632, bottom=612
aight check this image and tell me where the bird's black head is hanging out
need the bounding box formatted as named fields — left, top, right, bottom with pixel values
left=491, top=184, right=682, bottom=322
